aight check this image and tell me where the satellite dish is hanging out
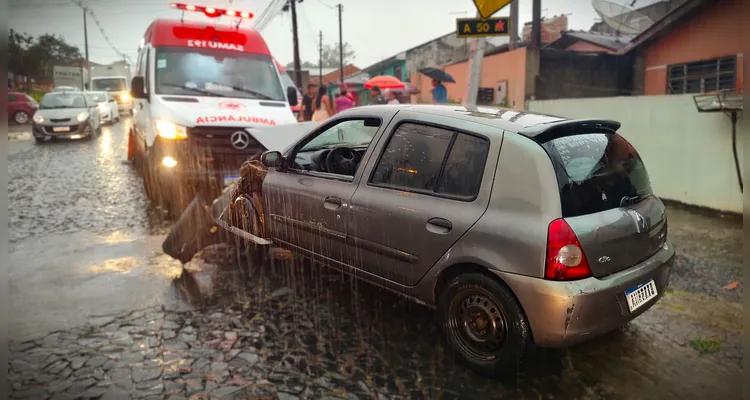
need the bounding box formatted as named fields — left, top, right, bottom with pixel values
left=592, top=0, right=655, bottom=35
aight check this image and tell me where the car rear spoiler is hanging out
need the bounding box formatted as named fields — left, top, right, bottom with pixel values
left=519, top=119, right=621, bottom=143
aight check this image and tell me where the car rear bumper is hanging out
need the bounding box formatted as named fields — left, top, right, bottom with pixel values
left=494, top=239, right=675, bottom=348
left=117, top=103, right=133, bottom=112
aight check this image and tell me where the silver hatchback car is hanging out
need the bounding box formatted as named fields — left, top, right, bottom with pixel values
left=164, top=104, right=675, bottom=377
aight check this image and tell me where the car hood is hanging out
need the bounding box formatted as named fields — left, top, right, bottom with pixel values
left=35, top=108, right=89, bottom=119
left=246, top=121, right=317, bottom=152
left=154, top=95, right=296, bottom=130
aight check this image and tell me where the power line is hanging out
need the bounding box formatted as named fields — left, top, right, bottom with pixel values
left=67, top=0, right=135, bottom=64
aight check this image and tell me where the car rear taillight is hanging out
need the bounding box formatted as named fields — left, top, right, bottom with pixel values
left=545, top=218, right=592, bottom=281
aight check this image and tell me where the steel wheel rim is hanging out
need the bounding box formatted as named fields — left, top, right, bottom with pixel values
left=448, top=288, right=507, bottom=361
left=15, top=112, right=28, bottom=124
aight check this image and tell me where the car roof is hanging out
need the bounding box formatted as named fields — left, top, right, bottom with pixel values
left=350, top=104, right=620, bottom=139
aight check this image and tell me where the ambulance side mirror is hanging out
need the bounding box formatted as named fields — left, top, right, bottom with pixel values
left=286, top=86, right=298, bottom=106
left=131, top=77, right=146, bottom=99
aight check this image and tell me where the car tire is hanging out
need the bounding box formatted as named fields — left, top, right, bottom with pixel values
left=437, top=273, right=532, bottom=378
left=13, top=111, right=30, bottom=125
left=34, top=136, right=45, bottom=144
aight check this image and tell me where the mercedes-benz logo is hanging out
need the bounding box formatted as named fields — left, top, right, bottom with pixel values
left=230, top=131, right=250, bottom=150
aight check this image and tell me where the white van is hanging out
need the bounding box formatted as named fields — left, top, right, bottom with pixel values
left=127, top=3, right=298, bottom=215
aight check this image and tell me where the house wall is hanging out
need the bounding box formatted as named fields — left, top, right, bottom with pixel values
left=536, top=50, right=635, bottom=100
left=565, top=41, right=616, bottom=53
left=404, top=33, right=494, bottom=80
left=411, top=47, right=529, bottom=108
left=365, top=59, right=407, bottom=82
left=529, top=94, right=745, bottom=213
left=643, top=0, right=747, bottom=94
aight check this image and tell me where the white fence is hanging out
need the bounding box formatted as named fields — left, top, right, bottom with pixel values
left=529, top=94, right=745, bottom=213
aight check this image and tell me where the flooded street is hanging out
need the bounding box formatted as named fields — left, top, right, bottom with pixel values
left=8, top=118, right=742, bottom=399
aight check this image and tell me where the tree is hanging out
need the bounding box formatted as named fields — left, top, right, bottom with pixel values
left=320, top=42, right=355, bottom=68
left=286, top=42, right=356, bottom=70
left=8, top=30, right=83, bottom=86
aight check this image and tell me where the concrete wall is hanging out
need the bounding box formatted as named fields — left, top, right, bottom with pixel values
left=536, top=50, right=635, bottom=100
left=643, top=0, right=746, bottom=95
left=529, top=94, right=745, bottom=213
left=404, top=32, right=494, bottom=79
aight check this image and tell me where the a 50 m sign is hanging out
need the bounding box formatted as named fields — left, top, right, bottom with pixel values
left=456, top=17, right=511, bottom=38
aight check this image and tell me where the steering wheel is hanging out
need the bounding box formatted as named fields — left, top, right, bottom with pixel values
left=325, top=147, right=362, bottom=176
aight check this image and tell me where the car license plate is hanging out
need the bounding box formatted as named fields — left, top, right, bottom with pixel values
left=224, top=175, right=240, bottom=187
left=625, top=279, right=658, bottom=313
left=52, top=126, right=71, bottom=132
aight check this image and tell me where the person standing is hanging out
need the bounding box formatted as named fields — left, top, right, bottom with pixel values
left=431, top=79, right=448, bottom=104
left=370, top=85, right=387, bottom=105
left=311, top=84, right=334, bottom=122
left=384, top=89, right=400, bottom=105
left=299, top=83, right=317, bottom=122
left=334, top=84, right=355, bottom=114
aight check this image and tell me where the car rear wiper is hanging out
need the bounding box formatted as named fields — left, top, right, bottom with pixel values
left=619, top=194, right=648, bottom=207
left=160, top=83, right=225, bottom=97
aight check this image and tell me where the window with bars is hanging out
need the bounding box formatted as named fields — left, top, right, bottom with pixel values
left=667, top=56, right=737, bottom=94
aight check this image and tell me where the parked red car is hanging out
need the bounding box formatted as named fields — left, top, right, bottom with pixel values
left=8, top=92, right=38, bottom=124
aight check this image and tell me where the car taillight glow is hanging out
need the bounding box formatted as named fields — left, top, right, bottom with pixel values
left=170, top=3, right=254, bottom=19
left=545, top=218, right=592, bottom=281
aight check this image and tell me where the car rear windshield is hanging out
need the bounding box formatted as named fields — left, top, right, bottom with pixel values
left=540, top=132, right=653, bottom=218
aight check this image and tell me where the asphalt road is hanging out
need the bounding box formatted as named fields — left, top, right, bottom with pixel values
left=8, top=117, right=742, bottom=399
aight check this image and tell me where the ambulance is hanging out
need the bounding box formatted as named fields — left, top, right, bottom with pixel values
left=127, top=3, right=299, bottom=216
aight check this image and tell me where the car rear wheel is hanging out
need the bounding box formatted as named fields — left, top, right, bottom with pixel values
left=13, top=111, right=30, bottom=124
left=437, top=273, right=532, bottom=378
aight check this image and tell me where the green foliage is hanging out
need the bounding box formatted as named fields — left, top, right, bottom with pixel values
left=9, top=29, right=83, bottom=85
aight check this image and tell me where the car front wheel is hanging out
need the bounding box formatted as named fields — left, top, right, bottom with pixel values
left=437, top=273, right=532, bottom=378
left=14, top=111, right=30, bottom=124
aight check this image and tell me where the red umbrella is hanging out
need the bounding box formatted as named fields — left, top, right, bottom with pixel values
left=364, top=75, right=405, bottom=89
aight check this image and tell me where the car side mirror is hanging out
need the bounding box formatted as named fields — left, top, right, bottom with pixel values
left=286, top=86, right=298, bottom=106
left=260, top=150, right=283, bottom=168
left=131, top=76, right=146, bottom=99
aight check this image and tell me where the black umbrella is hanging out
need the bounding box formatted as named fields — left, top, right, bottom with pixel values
left=419, top=68, right=455, bottom=83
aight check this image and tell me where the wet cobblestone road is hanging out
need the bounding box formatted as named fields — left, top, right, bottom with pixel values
left=8, top=119, right=743, bottom=399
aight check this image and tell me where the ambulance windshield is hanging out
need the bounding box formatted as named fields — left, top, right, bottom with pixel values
left=154, top=46, right=285, bottom=101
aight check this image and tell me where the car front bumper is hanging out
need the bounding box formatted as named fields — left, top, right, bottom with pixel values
left=117, top=102, right=133, bottom=113
left=32, top=120, right=95, bottom=139
left=494, top=240, right=675, bottom=348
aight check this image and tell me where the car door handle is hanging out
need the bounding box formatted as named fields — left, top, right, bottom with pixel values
left=426, top=217, right=452, bottom=234
left=324, top=197, right=342, bottom=210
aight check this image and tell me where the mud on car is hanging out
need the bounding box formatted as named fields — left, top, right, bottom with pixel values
left=163, top=104, right=675, bottom=378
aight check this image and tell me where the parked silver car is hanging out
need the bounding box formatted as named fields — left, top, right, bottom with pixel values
left=164, top=104, right=675, bottom=377
left=32, top=91, right=102, bottom=143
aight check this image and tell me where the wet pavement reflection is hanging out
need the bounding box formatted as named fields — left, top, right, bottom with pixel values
left=8, top=118, right=742, bottom=399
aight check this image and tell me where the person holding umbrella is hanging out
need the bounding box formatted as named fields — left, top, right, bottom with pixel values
left=369, top=85, right=388, bottom=105
left=419, top=68, right=455, bottom=105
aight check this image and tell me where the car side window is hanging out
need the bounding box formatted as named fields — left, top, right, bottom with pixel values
left=144, top=49, right=151, bottom=94
left=370, top=122, right=489, bottom=199
left=371, top=123, right=453, bottom=192
left=436, top=133, right=490, bottom=197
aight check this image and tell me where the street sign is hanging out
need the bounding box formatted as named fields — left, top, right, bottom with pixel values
left=456, top=17, right=510, bottom=38
left=472, top=0, right=513, bottom=20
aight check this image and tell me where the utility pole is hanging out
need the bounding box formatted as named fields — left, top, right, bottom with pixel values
left=509, top=0, right=519, bottom=49
left=289, top=0, right=303, bottom=89
left=463, top=11, right=486, bottom=107
left=531, top=0, right=542, bottom=49
left=337, top=4, right=344, bottom=83
left=83, top=6, right=90, bottom=90
left=318, top=31, right=323, bottom=86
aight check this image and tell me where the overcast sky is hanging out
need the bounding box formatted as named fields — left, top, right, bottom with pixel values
left=9, top=0, right=664, bottom=68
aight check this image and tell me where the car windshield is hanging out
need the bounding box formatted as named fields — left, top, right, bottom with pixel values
left=300, top=119, right=380, bottom=152
left=91, top=78, right=127, bottom=92
left=40, top=93, right=87, bottom=109
left=154, top=46, right=285, bottom=101
left=89, top=92, right=107, bottom=102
